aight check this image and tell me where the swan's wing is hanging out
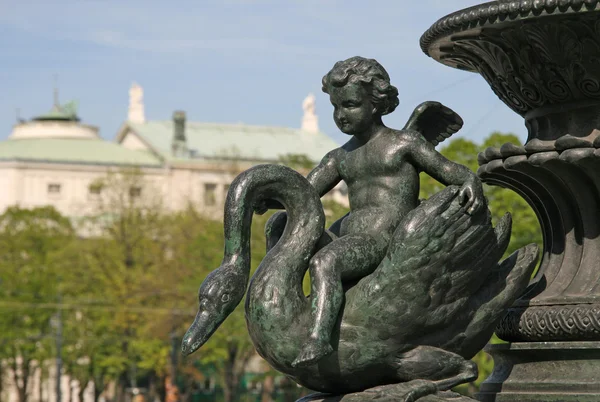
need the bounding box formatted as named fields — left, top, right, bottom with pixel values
left=450, top=243, right=538, bottom=358
left=358, top=185, right=516, bottom=344
left=402, top=101, right=463, bottom=146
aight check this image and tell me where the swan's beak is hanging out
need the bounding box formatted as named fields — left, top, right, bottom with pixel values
left=181, top=308, right=222, bottom=356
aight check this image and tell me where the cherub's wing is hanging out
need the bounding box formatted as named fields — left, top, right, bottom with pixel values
left=402, top=101, right=464, bottom=146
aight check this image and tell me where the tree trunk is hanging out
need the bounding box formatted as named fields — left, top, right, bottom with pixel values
left=261, top=376, right=274, bottom=402
left=164, top=375, right=179, bottom=402
left=0, top=361, right=5, bottom=402
left=78, top=380, right=90, bottom=402
left=222, top=386, right=233, bottom=402
left=280, top=378, right=303, bottom=402
left=223, top=342, right=256, bottom=402
left=147, top=376, right=159, bottom=402
left=17, top=386, right=28, bottom=402
left=95, top=379, right=111, bottom=402
left=66, top=377, right=72, bottom=402
left=115, top=372, right=128, bottom=402
left=38, top=364, right=44, bottom=402
left=93, top=366, right=105, bottom=402
left=93, top=379, right=103, bottom=402
left=11, top=354, right=31, bottom=402
left=223, top=359, right=239, bottom=402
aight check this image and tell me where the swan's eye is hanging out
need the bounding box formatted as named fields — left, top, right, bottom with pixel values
left=221, top=294, right=230, bottom=303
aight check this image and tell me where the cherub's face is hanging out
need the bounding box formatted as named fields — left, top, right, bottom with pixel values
left=328, top=83, right=376, bottom=135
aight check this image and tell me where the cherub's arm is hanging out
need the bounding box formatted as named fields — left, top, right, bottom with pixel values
left=307, top=150, right=342, bottom=198
left=404, top=132, right=484, bottom=214
left=254, top=150, right=342, bottom=214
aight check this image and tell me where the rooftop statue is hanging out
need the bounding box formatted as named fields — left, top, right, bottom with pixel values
left=182, top=56, right=539, bottom=401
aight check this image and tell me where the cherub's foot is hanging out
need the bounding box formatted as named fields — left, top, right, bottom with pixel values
left=292, top=338, right=333, bottom=367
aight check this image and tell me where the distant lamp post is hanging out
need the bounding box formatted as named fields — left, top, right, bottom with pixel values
left=50, top=307, right=62, bottom=402
left=165, top=332, right=179, bottom=402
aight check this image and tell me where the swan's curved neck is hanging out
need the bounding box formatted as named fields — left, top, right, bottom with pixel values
left=223, top=164, right=325, bottom=298
left=181, top=164, right=324, bottom=357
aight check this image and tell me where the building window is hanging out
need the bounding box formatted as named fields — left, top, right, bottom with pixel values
left=204, top=183, right=217, bottom=206
left=89, top=183, right=103, bottom=196
left=47, top=183, right=61, bottom=195
left=129, top=186, right=142, bottom=198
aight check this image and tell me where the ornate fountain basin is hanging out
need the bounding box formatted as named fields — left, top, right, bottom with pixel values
left=422, top=0, right=600, bottom=343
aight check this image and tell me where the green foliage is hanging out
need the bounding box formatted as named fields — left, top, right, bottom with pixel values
left=60, top=170, right=185, bottom=398
left=278, top=154, right=315, bottom=171
left=172, top=207, right=275, bottom=402
left=0, top=206, right=75, bottom=402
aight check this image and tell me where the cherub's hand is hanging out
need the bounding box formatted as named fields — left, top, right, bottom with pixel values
left=458, top=177, right=485, bottom=215
left=253, top=199, right=268, bottom=215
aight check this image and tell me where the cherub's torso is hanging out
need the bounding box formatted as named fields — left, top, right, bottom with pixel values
left=333, top=128, right=421, bottom=241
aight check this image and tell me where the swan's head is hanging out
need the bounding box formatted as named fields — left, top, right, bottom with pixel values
left=181, top=266, right=246, bottom=356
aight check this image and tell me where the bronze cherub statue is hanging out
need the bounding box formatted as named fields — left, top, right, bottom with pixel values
left=181, top=57, right=539, bottom=401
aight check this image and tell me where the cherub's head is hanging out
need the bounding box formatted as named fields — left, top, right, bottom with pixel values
left=322, top=56, right=399, bottom=134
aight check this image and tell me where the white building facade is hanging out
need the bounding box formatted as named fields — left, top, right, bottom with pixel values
left=0, top=85, right=346, bottom=223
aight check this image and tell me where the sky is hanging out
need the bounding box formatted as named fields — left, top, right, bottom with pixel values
left=0, top=0, right=528, bottom=146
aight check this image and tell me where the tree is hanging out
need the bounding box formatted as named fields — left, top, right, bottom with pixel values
left=0, top=206, right=75, bottom=402
left=61, top=167, right=274, bottom=402
left=61, top=168, right=182, bottom=401
left=173, top=207, right=274, bottom=402
left=278, top=154, right=315, bottom=172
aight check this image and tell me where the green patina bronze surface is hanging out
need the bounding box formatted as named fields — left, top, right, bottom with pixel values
left=182, top=56, right=539, bottom=402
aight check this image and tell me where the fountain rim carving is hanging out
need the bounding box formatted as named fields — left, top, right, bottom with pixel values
left=420, top=0, right=600, bottom=61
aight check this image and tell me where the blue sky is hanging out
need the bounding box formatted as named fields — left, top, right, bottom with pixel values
left=0, top=0, right=527, bottom=146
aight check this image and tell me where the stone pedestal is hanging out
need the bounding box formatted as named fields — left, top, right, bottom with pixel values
left=421, top=1, right=600, bottom=400
left=477, top=342, right=600, bottom=401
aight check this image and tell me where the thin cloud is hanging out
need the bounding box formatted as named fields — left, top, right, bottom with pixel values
left=0, top=0, right=527, bottom=146
left=0, top=0, right=479, bottom=55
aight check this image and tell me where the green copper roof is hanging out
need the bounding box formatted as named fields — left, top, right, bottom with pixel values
left=0, top=138, right=161, bottom=166
left=33, top=101, right=80, bottom=122
left=128, top=121, right=339, bottom=163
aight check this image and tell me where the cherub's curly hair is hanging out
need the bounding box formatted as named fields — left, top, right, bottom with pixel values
left=322, top=56, right=399, bottom=116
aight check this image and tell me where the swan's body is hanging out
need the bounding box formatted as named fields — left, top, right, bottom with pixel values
left=182, top=164, right=538, bottom=395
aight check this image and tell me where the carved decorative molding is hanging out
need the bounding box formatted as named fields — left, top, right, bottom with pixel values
left=422, top=2, right=600, bottom=118
left=421, top=0, right=600, bottom=56
left=477, top=134, right=600, bottom=165
left=497, top=304, right=600, bottom=341
left=477, top=136, right=600, bottom=341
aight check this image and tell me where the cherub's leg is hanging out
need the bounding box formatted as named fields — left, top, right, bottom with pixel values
left=265, top=212, right=288, bottom=252
left=328, top=212, right=349, bottom=237
left=265, top=212, right=346, bottom=252
left=292, top=234, right=386, bottom=367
